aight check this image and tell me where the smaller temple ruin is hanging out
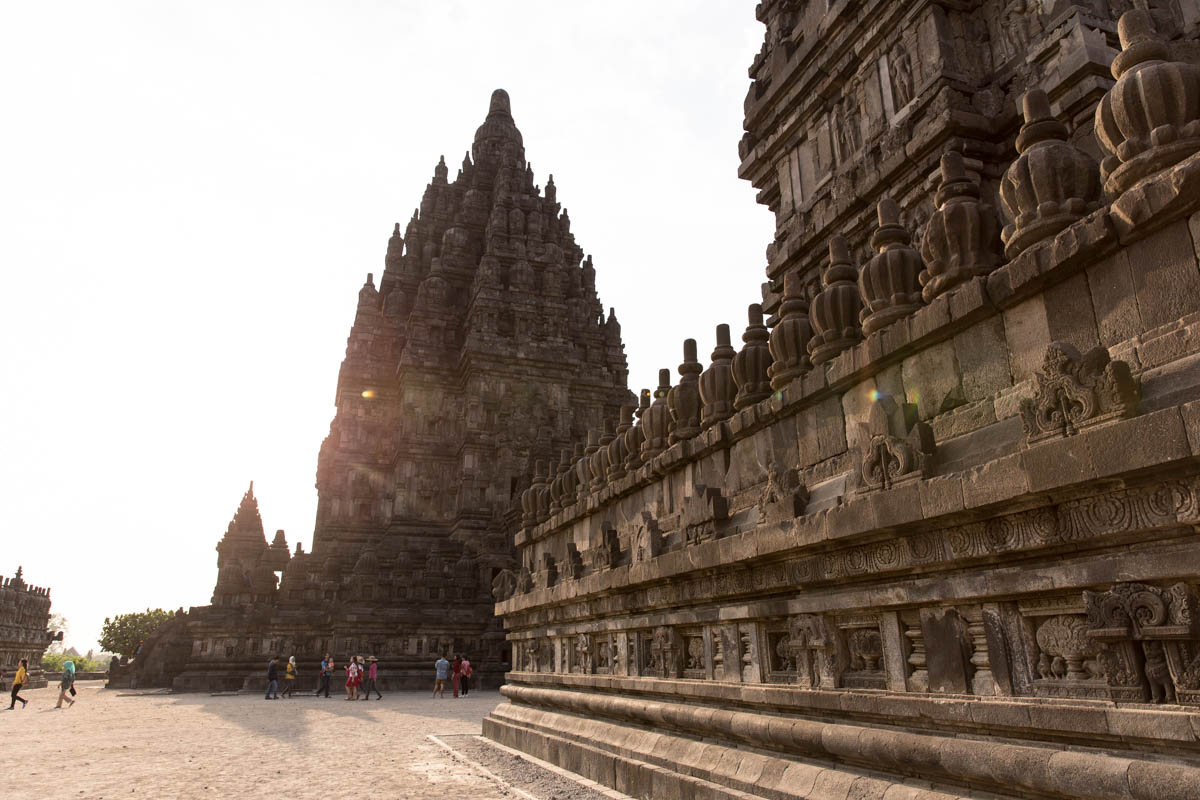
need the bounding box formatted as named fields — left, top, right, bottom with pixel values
left=0, top=567, right=59, bottom=689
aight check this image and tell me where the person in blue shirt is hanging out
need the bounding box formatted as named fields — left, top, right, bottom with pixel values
left=433, top=656, right=450, bottom=698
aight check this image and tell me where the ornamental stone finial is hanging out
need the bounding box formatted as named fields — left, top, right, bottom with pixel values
left=699, top=324, right=737, bottom=429
left=668, top=339, right=703, bottom=443
left=549, top=447, right=571, bottom=514
left=809, top=235, right=863, bottom=365
left=919, top=152, right=1001, bottom=302
left=858, top=197, right=925, bottom=335
left=606, top=404, right=635, bottom=482
left=591, top=424, right=615, bottom=492
left=576, top=430, right=601, bottom=499
left=624, top=389, right=652, bottom=473
left=640, top=369, right=674, bottom=461
left=1000, top=89, right=1102, bottom=258
left=1094, top=9, right=1200, bottom=195
left=769, top=271, right=813, bottom=390
left=732, top=304, right=773, bottom=409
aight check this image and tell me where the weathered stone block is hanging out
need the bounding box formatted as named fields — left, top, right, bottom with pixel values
left=1127, top=222, right=1200, bottom=331
left=1043, top=271, right=1100, bottom=353
left=901, top=339, right=962, bottom=421
left=920, top=607, right=971, bottom=695
left=1087, top=250, right=1142, bottom=347
left=962, top=453, right=1029, bottom=509
left=1020, top=434, right=1096, bottom=491
left=1003, top=295, right=1052, bottom=382
left=918, top=475, right=963, bottom=518
left=952, top=315, right=1011, bottom=401
left=1083, top=408, right=1189, bottom=477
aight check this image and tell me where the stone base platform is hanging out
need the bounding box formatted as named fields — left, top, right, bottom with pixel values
left=485, top=684, right=1200, bottom=800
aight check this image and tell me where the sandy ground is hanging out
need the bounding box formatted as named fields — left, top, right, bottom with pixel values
left=0, top=680, right=514, bottom=800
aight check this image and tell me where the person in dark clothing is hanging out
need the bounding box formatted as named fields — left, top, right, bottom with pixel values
left=315, top=654, right=333, bottom=697
left=265, top=655, right=280, bottom=700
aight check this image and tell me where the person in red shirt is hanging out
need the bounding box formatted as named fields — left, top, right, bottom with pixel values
left=451, top=655, right=462, bottom=698
left=459, top=655, right=472, bottom=696
left=360, top=656, right=382, bottom=700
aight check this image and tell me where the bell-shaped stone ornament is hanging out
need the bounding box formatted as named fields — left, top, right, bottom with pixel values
left=732, top=304, right=773, bottom=409
left=919, top=152, right=1001, bottom=302
left=565, top=442, right=585, bottom=505
left=1001, top=89, right=1102, bottom=257
left=859, top=197, right=925, bottom=335
left=640, top=369, right=673, bottom=461
left=809, top=235, right=864, bottom=365
left=549, top=447, right=571, bottom=514
left=699, top=324, right=737, bottom=429
left=533, top=460, right=551, bottom=522
left=624, top=390, right=651, bottom=473
left=1095, top=9, right=1200, bottom=195
left=768, top=271, right=813, bottom=390
left=606, top=404, right=635, bottom=482
left=576, top=431, right=600, bottom=499
left=667, top=339, right=703, bottom=443
left=590, top=424, right=615, bottom=491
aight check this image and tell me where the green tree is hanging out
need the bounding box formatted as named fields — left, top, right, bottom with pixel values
left=99, top=608, right=173, bottom=657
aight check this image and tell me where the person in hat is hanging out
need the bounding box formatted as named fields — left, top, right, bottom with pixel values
left=360, top=656, right=382, bottom=700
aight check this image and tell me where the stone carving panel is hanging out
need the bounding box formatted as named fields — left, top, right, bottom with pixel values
left=1019, top=342, right=1138, bottom=443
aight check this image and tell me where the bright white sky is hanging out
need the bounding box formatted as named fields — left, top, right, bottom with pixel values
left=0, top=1, right=773, bottom=652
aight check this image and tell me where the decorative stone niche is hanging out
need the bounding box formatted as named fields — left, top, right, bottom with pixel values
left=1084, top=581, right=1200, bottom=705
left=839, top=617, right=887, bottom=689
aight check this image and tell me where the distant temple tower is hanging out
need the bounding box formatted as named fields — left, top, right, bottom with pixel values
left=140, top=90, right=632, bottom=691
left=0, top=567, right=59, bottom=689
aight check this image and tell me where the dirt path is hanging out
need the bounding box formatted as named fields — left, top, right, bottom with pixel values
left=0, top=680, right=514, bottom=799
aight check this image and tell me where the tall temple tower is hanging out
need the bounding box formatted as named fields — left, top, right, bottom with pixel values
left=143, top=90, right=632, bottom=691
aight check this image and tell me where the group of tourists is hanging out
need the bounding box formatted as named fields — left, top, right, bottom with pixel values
left=4, top=658, right=77, bottom=710
left=264, top=653, right=474, bottom=700
left=265, top=653, right=383, bottom=700
left=432, top=654, right=472, bottom=698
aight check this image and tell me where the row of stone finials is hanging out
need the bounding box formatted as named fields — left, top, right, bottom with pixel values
left=518, top=9, right=1195, bottom=529
left=805, top=9, right=1200, bottom=348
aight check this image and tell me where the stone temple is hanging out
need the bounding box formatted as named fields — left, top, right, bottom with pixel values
left=483, top=2, right=1200, bottom=798
left=0, top=567, right=58, bottom=690
left=120, top=89, right=632, bottom=691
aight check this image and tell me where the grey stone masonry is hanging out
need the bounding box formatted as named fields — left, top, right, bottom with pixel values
left=487, top=4, right=1200, bottom=798
left=119, top=90, right=632, bottom=693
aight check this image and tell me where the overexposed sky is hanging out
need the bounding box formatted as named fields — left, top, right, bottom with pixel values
left=0, top=1, right=773, bottom=651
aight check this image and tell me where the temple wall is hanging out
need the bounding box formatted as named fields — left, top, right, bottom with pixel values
left=0, top=570, right=56, bottom=690
left=488, top=4, right=1200, bottom=797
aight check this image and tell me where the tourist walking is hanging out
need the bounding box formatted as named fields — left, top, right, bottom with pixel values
left=345, top=656, right=361, bottom=700
left=8, top=658, right=28, bottom=709
left=452, top=655, right=462, bottom=698
left=460, top=655, right=471, bottom=696
left=433, top=655, right=450, bottom=698
left=360, top=656, right=382, bottom=700
left=316, top=654, right=332, bottom=697
left=281, top=656, right=297, bottom=697
left=265, top=655, right=280, bottom=699
left=55, top=659, right=76, bottom=708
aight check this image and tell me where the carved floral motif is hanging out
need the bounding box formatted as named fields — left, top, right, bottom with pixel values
left=1019, top=342, right=1138, bottom=443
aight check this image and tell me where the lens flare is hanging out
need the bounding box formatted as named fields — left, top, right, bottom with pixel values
left=362, top=390, right=376, bottom=399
